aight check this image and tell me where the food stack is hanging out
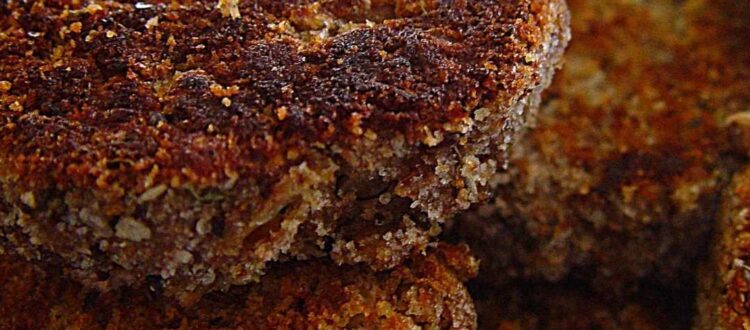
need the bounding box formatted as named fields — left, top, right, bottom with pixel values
left=4, top=0, right=750, bottom=329
left=0, top=0, right=569, bottom=328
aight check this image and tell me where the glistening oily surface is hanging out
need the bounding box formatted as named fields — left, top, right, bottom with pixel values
left=447, top=0, right=750, bottom=294
left=0, top=0, right=570, bottom=298
left=0, top=244, right=478, bottom=330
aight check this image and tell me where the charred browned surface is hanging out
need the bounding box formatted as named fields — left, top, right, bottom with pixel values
left=0, top=0, right=570, bottom=297
left=0, top=243, right=477, bottom=329
left=447, top=0, right=750, bottom=295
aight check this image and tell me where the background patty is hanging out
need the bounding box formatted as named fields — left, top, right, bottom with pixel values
left=0, top=0, right=569, bottom=298
left=696, top=166, right=750, bottom=329
left=447, top=0, right=750, bottom=296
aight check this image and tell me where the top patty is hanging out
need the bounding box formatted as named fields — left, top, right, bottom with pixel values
left=0, top=0, right=570, bottom=298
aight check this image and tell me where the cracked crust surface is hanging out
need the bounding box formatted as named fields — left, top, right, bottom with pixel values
left=447, top=0, right=750, bottom=294
left=0, top=243, right=478, bottom=329
left=0, top=0, right=570, bottom=297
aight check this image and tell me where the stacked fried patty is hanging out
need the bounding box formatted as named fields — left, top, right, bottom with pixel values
left=0, top=243, right=477, bottom=329
left=447, top=0, right=750, bottom=295
left=0, top=0, right=570, bottom=299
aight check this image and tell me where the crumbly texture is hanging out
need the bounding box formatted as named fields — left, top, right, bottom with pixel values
left=446, top=0, right=750, bottom=294
left=472, top=282, right=687, bottom=330
left=0, top=0, right=570, bottom=298
left=696, top=167, right=750, bottom=329
left=0, top=243, right=478, bottom=329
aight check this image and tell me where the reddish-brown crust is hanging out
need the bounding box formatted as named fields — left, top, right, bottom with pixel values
left=447, top=0, right=750, bottom=294
left=1, top=0, right=553, bottom=190
left=0, top=244, right=478, bottom=329
left=0, top=0, right=570, bottom=296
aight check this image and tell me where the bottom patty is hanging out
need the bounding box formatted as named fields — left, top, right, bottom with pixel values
left=0, top=243, right=477, bottom=329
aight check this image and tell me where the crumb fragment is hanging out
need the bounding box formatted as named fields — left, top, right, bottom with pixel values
left=196, top=218, right=212, bottom=235
left=217, top=0, right=241, bottom=19
left=138, top=184, right=167, bottom=202
left=69, top=22, right=82, bottom=33
left=276, top=106, right=288, bottom=120
left=0, top=81, right=11, bottom=92
left=85, top=3, right=103, bottom=14
left=115, top=217, right=152, bottom=242
left=364, top=130, right=378, bottom=140
left=145, top=16, right=159, bottom=30
left=9, top=101, right=22, bottom=112
left=85, top=31, right=96, bottom=43
left=175, top=250, right=193, bottom=264
left=20, top=192, right=36, bottom=209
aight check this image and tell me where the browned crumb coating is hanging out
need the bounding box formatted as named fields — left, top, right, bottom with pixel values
left=447, top=0, right=750, bottom=294
left=0, top=0, right=570, bottom=297
left=0, top=243, right=478, bottom=329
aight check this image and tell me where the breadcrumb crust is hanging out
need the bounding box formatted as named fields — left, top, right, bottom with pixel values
left=0, top=0, right=570, bottom=297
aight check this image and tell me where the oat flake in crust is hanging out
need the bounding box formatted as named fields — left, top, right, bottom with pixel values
left=0, top=0, right=570, bottom=298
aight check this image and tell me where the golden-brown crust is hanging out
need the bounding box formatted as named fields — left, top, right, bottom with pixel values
left=0, top=243, right=478, bottom=330
left=448, top=0, right=750, bottom=294
left=0, top=0, right=570, bottom=296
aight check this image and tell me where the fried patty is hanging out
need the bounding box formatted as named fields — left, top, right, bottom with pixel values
left=447, top=0, right=750, bottom=293
left=696, top=166, right=750, bottom=329
left=0, top=0, right=570, bottom=297
left=0, top=243, right=477, bottom=329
